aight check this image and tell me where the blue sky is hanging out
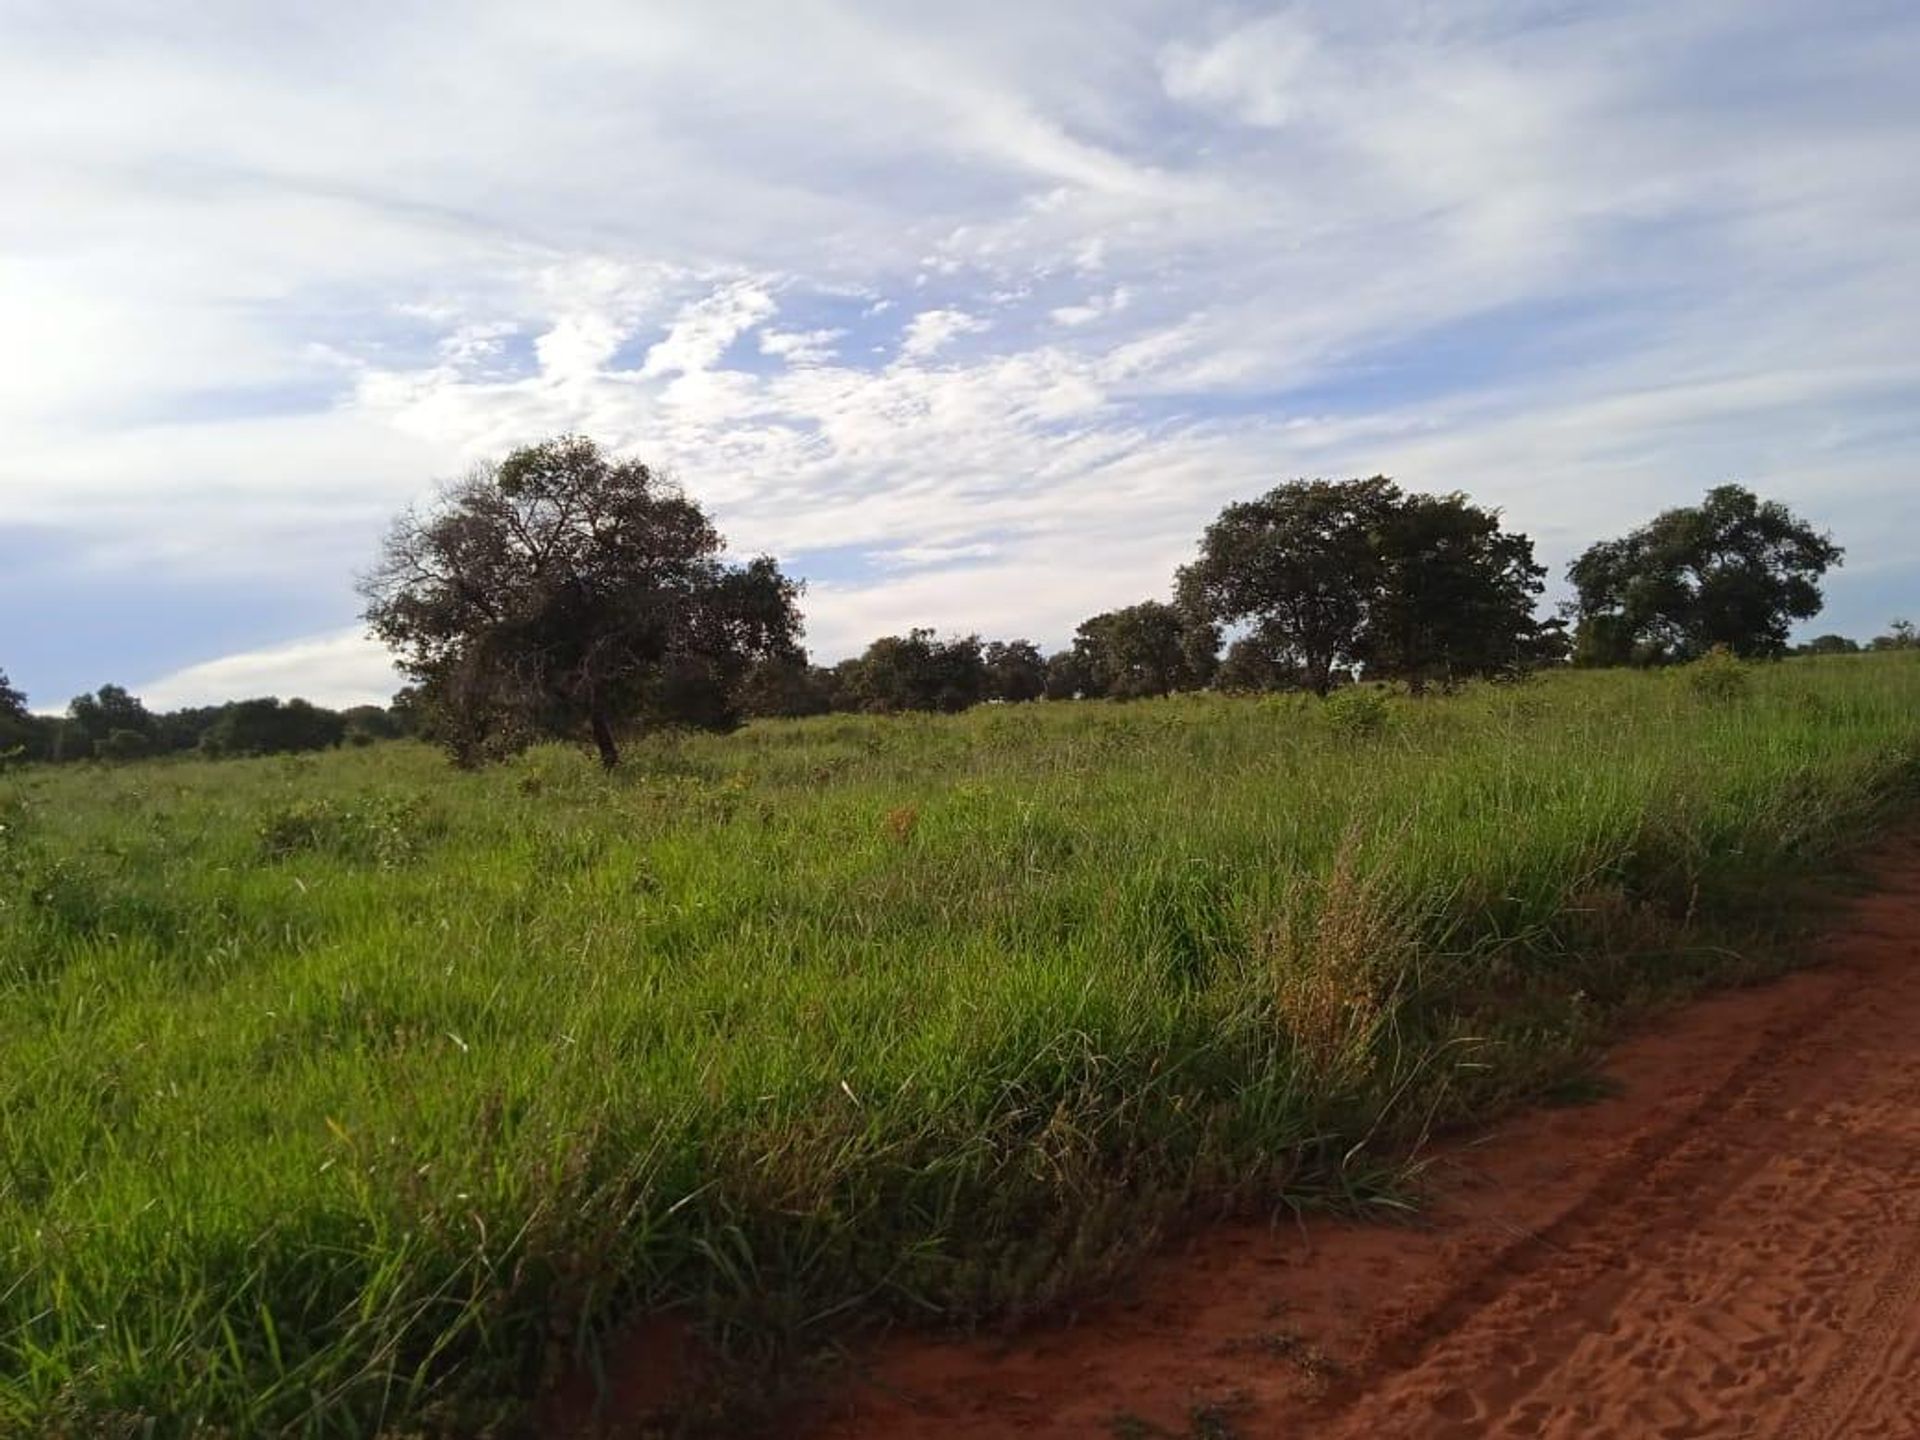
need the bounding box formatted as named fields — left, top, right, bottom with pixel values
left=3, top=0, right=1917, bottom=709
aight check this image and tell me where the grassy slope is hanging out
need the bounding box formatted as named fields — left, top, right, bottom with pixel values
left=3, top=656, right=1918, bottom=1434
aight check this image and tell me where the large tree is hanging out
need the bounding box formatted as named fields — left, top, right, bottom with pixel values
left=737, top=654, right=840, bottom=718
left=1567, top=484, right=1841, bottom=665
left=1358, top=492, right=1558, bottom=692
left=66, top=684, right=154, bottom=760
left=982, top=639, right=1048, bottom=703
left=1043, top=647, right=1096, bottom=700
left=200, top=698, right=348, bottom=757
left=361, top=435, right=802, bottom=767
left=1181, top=478, right=1556, bottom=694
left=1069, top=601, right=1218, bottom=699
left=841, top=629, right=985, bottom=713
left=0, top=668, right=24, bottom=720
left=1178, top=478, right=1397, bottom=696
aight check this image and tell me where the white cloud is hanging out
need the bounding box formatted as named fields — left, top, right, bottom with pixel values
left=140, top=630, right=400, bottom=711
left=639, top=280, right=777, bottom=378
left=2, top=0, right=1918, bottom=702
left=898, top=308, right=989, bottom=360
left=759, top=327, right=845, bottom=366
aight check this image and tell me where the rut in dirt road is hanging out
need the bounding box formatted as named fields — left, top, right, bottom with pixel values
left=1330, top=846, right=1920, bottom=1439
left=814, top=835, right=1920, bottom=1440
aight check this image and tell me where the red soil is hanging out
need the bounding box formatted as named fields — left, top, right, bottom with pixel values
left=808, top=833, right=1920, bottom=1439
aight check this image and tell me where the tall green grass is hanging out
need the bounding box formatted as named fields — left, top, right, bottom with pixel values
left=3, top=656, right=1918, bottom=1435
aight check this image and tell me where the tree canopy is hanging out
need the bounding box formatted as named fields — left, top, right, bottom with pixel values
left=1358, top=491, right=1559, bottom=691
left=982, top=639, right=1048, bottom=703
left=68, top=684, right=153, bottom=745
left=1180, top=478, right=1554, bottom=693
left=839, top=629, right=986, bottom=713
left=201, top=698, right=348, bottom=757
left=360, top=435, right=802, bottom=766
left=1068, top=602, right=1218, bottom=699
left=1566, top=484, right=1841, bottom=665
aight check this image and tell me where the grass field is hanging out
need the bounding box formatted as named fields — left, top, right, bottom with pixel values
left=4, top=655, right=1919, bottom=1435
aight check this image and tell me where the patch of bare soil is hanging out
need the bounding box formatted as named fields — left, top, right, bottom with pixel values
left=808, top=834, right=1920, bottom=1438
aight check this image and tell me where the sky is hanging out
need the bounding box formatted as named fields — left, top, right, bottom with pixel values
left=3, top=0, right=1917, bottom=711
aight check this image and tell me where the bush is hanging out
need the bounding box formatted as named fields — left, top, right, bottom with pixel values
left=1685, top=646, right=1751, bottom=703
left=256, top=794, right=438, bottom=867
left=1322, top=686, right=1391, bottom=740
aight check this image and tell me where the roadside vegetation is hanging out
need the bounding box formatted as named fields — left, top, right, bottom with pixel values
left=4, top=653, right=1919, bottom=1433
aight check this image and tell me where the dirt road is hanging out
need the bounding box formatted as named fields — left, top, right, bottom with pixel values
left=812, top=835, right=1920, bottom=1438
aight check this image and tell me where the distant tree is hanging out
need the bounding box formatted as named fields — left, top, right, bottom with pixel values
left=1869, top=618, right=1916, bottom=652
left=1043, top=647, right=1096, bottom=700
left=1214, top=627, right=1306, bottom=692
left=1796, top=634, right=1861, bottom=656
left=1357, top=492, right=1559, bottom=692
left=1070, top=601, right=1217, bottom=699
left=1181, top=478, right=1554, bottom=694
left=829, top=656, right=865, bottom=709
left=1566, top=485, right=1842, bottom=665
left=982, top=639, right=1048, bottom=703
left=68, top=684, right=154, bottom=747
left=96, top=728, right=152, bottom=763
left=151, top=705, right=225, bottom=753
left=201, top=698, right=347, bottom=757
left=1179, top=478, right=1398, bottom=696
left=842, top=629, right=985, bottom=713
left=340, top=705, right=401, bottom=745
left=0, top=668, right=33, bottom=763
left=738, top=654, right=838, bottom=718
left=360, top=435, right=802, bottom=768
left=388, top=686, right=428, bottom=737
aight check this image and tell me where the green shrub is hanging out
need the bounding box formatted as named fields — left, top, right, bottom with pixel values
left=256, top=793, right=438, bottom=867
left=1322, top=686, right=1391, bottom=739
left=1685, top=646, right=1752, bottom=703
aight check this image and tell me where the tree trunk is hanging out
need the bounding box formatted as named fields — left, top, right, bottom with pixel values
left=589, top=706, right=620, bottom=770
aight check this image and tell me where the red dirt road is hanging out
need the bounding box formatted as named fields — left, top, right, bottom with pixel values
left=812, top=835, right=1920, bottom=1439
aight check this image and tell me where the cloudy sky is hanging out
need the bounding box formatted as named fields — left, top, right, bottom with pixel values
left=4, top=0, right=1917, bottom=710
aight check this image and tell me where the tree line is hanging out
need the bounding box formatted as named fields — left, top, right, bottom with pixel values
left=7, top=434, right=1900, bottom=771
left=0, top=684, right=409, bottom=767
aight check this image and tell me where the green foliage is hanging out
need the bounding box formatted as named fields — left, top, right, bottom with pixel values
left=1179, top=478, right=1555, bottom=695
left=1359, top=491, right=1560, bottom=691
left=1567, top=484, right=1842, bottom=664
left=360, top=433, right=803, bottom=767
left=1870, top=618, right=1917, bottom=652
left=1684, top=646, right=1752, bottom=704
left=982, top=638, right=1048, bottom=702
left=1797, top=633, right=1861, bottom=656
left=67, top=683, right=153, bottom=746
left=838, top=628, right=986, bottom=713
left=1321, top=685, right=1391, bottom=739
left=256, top=793, right=439, bottom=867
left=2, top=658, right=1919, bottom=1434
left=1180, top=477, right=1396, bottom=695
left=201, top=697, right=347, bottom=757
left=1069, top=601, right=1218, bottom=699
left=94, top=727, right=152, bottom=762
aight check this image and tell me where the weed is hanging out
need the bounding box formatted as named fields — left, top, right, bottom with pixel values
left=1322, top=686, right=1391, bottom=740
left=1685, top=646, right=1752, bottom=703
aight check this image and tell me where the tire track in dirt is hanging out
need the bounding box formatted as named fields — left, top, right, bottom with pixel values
left=808, top=833, right=1920, bottom=1439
